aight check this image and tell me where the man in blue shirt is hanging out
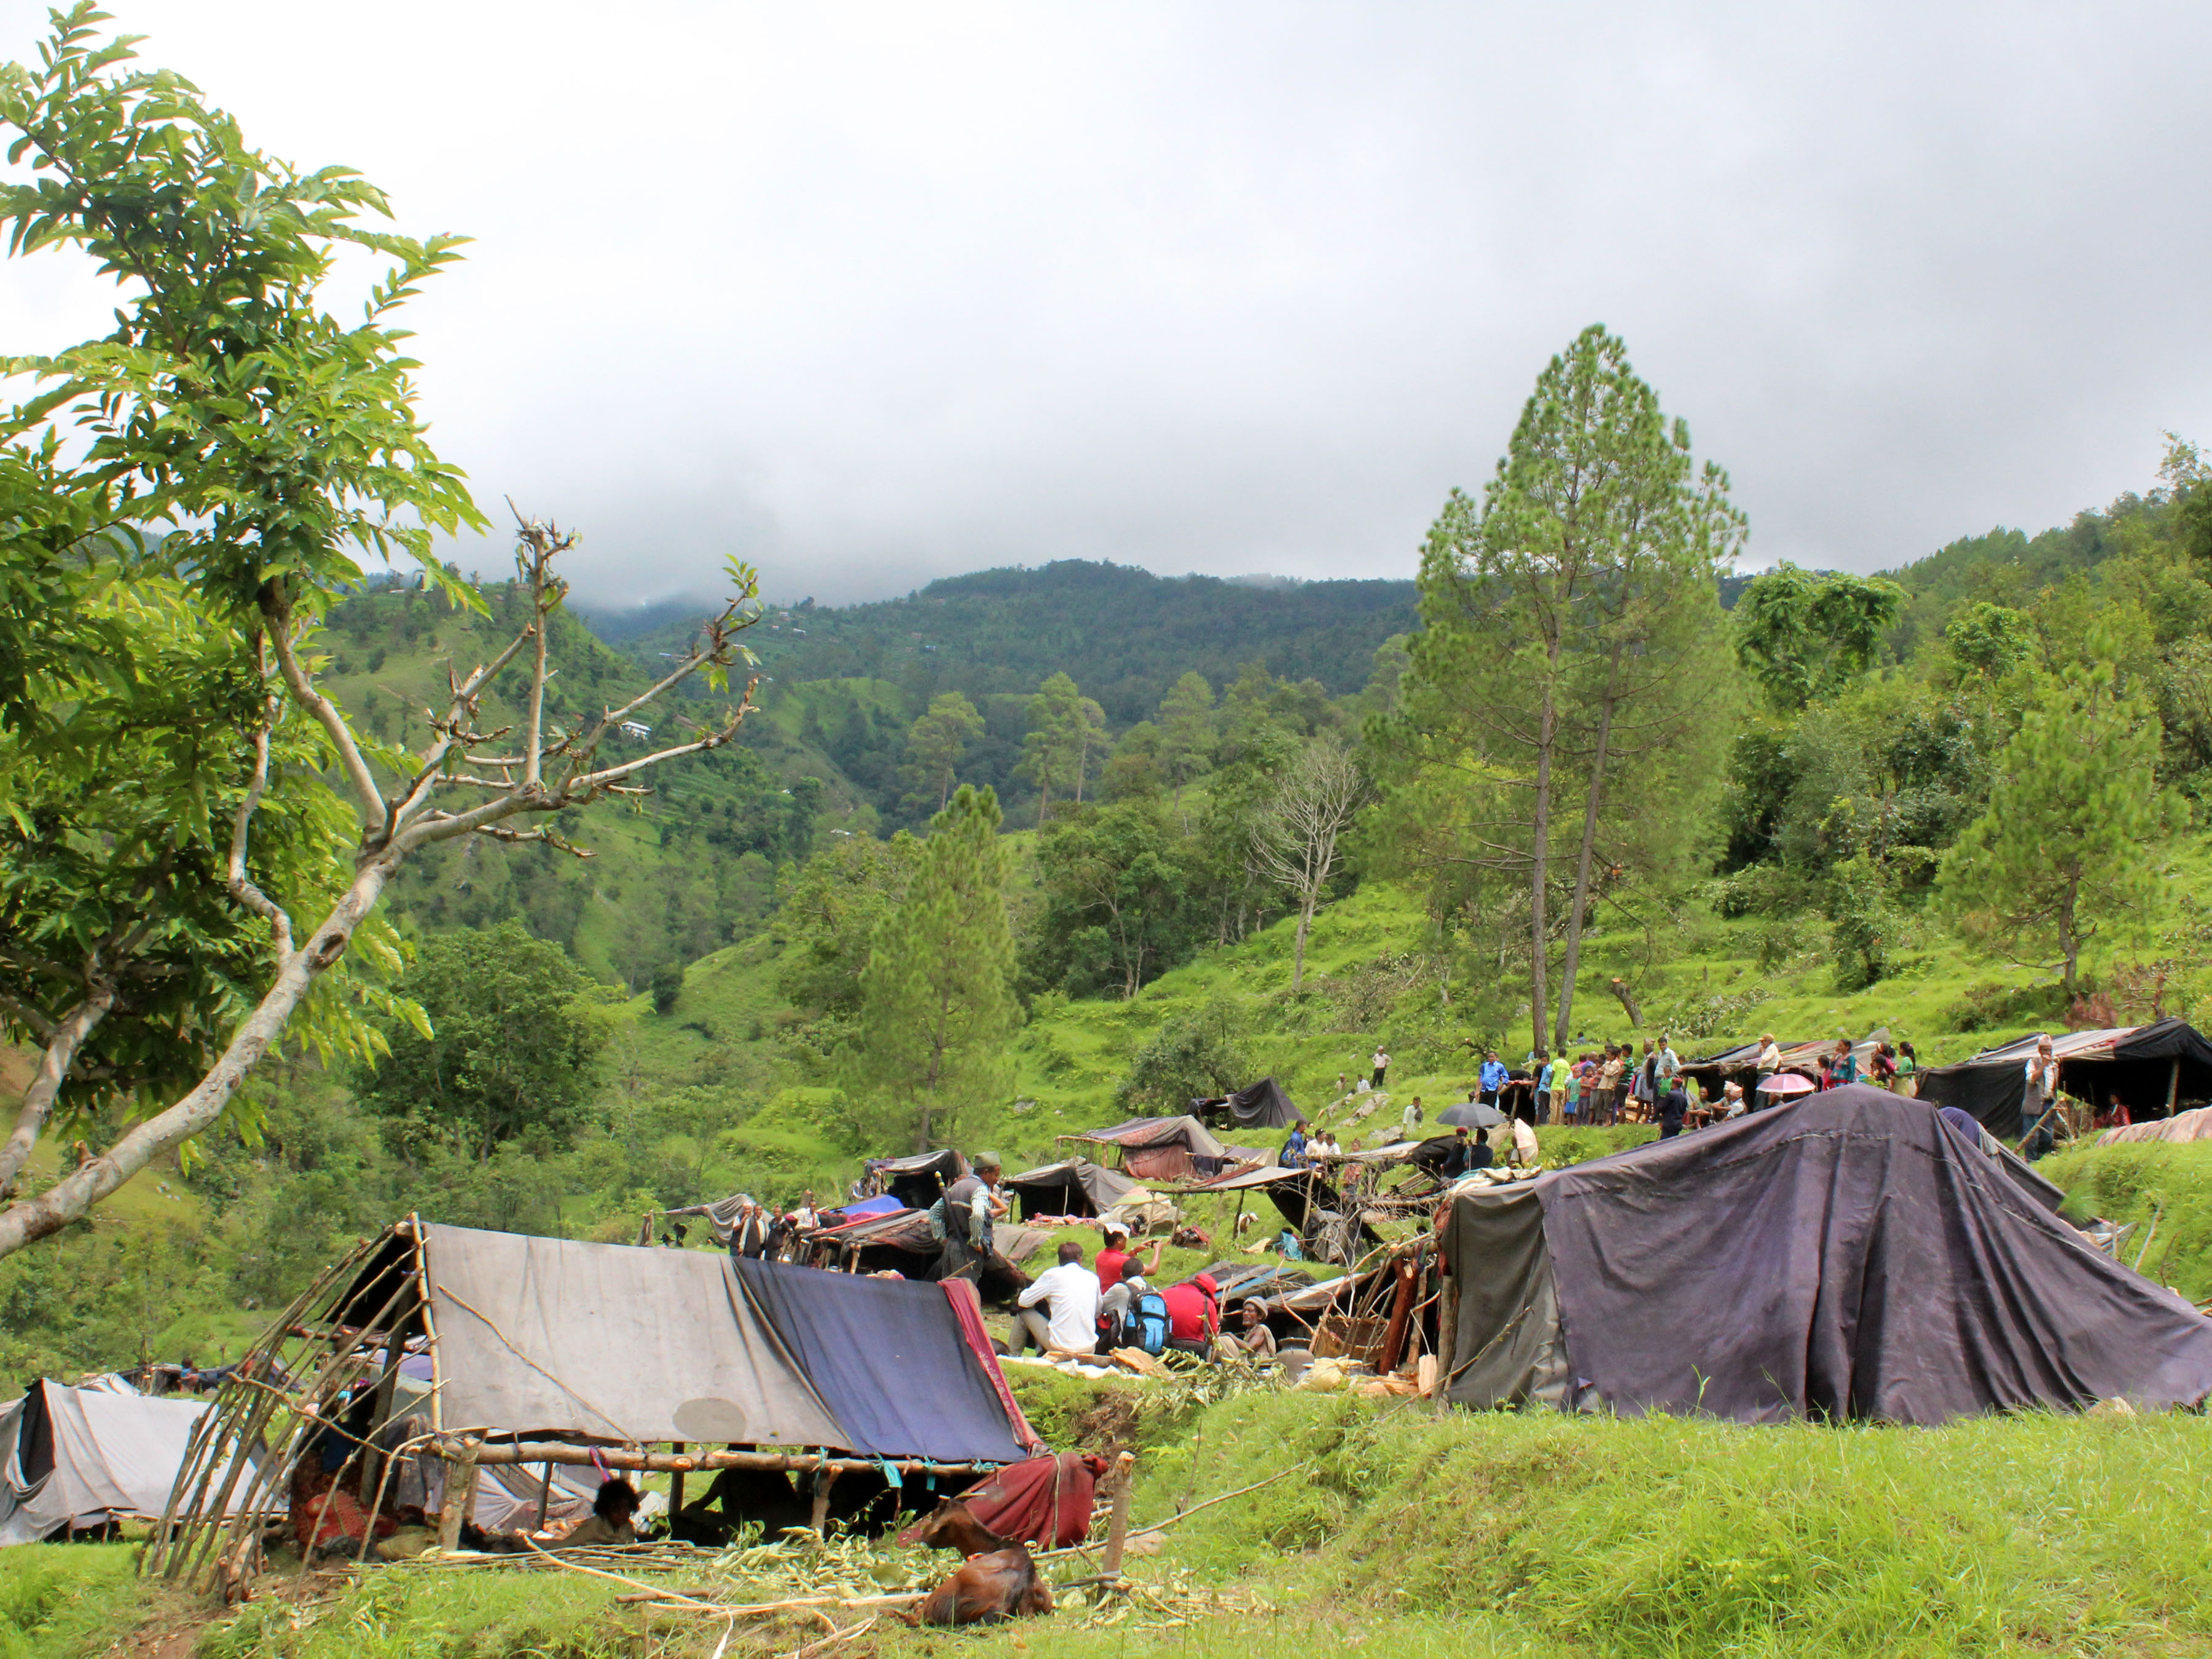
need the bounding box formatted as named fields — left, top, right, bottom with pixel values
left=1478, top=1051, right=1508, bottom=1106
left=1534, top=1052, right=1556, bottom=1125
left=1283, top=1121, right=1309, bottom=1168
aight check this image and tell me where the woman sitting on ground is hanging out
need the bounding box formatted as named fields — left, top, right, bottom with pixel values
left=560, top=1477, right=642, bottom=1548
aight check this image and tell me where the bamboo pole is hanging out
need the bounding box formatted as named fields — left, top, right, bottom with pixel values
left=807, top=1467, right=839, bottom=1532
left=431, top=1438, right=990, bottom=1480
left=438, top=1454, right=479, bottom=1551
left=1099, top=1451, right=1136, bottom=1579
left=1430, top=1266, right=1460, bottom=1418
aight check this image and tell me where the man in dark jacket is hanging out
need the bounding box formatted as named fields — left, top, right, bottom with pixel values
left=932, top=1153, right=1003, bottom=1281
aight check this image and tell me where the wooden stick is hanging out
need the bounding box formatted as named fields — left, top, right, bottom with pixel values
left=780, top=1615, right=878, bottom=1659
left=1126, top=1464, right=1299, bottom=1538
left=1100, top=1451, right=1137, bottom=1577
left=439, top=1454, right=479, bottom=1551
left=432, top=1438, right=987, bottom=1480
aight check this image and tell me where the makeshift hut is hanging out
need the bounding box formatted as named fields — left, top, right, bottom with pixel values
left=1003, top=1159, right=1136, bottom=1222
left=1678, top=1038, right=1809, bottom=1100
left=1172, top=1163, right=1378, bottom=1262
left=1065, top=1116, right=1236, bottom=1183
left=1193, top=1077, right=1303, bottom=1130
left=154, top=1221, right=1041, bottom=1591
left=863, top=1148, right=969, bottom=1210
left=1918, top=1019, right=2212, bottom=1138
left=0, top=1379, right=264, bottom=1545
left=1435, top=1086, right=2212, bottom=1425
left=791, top=1206, right=1049, bottom=1298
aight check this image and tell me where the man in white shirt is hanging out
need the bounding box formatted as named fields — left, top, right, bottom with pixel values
left=1752, top=1033, right=1781, bottom=1111
left=1011, top=1241, right=1102, bottom=1357
left=1371, top=1048, right=1390, bottom=1089
left=1655, top=1038, right=1680, bottom=1088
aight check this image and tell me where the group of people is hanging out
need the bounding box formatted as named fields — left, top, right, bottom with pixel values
left=1006, top=1222, right=1277, bottom=1364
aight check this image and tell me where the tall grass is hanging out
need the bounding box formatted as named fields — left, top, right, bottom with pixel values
left=1121, top=1392, right=2212, bottom=1657
left=2047, top=1141, right=2212, bottom=1299
left=0, top=1543, right=141, bottom=1659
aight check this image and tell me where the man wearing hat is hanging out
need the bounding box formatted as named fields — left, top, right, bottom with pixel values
left=931, top=1152, right=1004, bottom=1280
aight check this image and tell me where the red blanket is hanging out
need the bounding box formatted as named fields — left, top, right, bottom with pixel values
left=952, top=1452, right=1109, bottom=1549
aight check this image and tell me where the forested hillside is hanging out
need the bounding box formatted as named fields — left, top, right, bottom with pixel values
left=593, top=559, right=1414, bottom=720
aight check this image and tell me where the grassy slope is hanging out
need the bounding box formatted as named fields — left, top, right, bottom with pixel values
left=41, top=1391, right=2212, bottom=1658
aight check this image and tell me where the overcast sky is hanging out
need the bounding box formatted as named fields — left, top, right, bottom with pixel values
left=3, top=2, right=2208, bottom=607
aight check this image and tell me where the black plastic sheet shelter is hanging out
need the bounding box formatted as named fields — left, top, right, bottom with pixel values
left=1436, top=1087, right=2212, bottom=1425
left=1171, top=1163, right=1373, bottom=1246
left=1679, top=1039, right=1809, bottom=1099
left=1918, top=1020, right=2212, bottom=1135
left=1004, top=1159, right=1135, bottom=1220
left=864, top=1148, right=969, bottom=1210
left=1196, top=1077, right=1303, bottom=1130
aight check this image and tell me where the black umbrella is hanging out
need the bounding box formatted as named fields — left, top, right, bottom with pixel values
left=1439, top=1100, right=1504, bottom=1129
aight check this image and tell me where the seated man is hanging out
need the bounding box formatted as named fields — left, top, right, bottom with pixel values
left=560, top=1477, right=641, bottom=1548
left=1465, top=1128, right=1495, bottom=1172
left=1230, top=1299, right=1276, bottom=1360
left=1011, top=1241, right=1101, bottom=1358
left=1440, top=1128, right=1473, bottom=1179
left=1158, top=1273, right=1221, bottom=1354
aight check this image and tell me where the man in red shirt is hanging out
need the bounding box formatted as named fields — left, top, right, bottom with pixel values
left=1093, top=1225, right=1163, bottom=1292
left=1159, top=1273, right=1220, bottom=1345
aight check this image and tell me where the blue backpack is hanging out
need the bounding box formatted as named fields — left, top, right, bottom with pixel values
left=1126, top=1291, right=1171, bottom=1356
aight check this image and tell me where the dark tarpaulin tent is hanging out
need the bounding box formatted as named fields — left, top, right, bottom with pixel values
left=1918, top=1019, right=2212, bottom=1136
left=1005, top=1159, right=1136, bottom=1221
left=864, top=1148, right=969, bottom=1210
left=1437, top=1086, right=2212, bottom=1425
left=1070, top=1116, right=1231, bottom=1183
left=0, top=1381, right=263, bottom=1545
left=1196, top=1077, right=1303, bottom=1130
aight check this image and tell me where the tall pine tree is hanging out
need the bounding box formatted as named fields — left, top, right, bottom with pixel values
left=1938, top=652, right=2178, bottom=992
left=846, top=786, right=1019, bottom=1151
left=1373, top=324, right=1743, bottom=1054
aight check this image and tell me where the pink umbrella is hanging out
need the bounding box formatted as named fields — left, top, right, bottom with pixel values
left=1758, top=1073, right=1816, bottom=1096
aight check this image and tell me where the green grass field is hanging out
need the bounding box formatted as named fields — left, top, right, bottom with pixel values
left=32, top=1386, right=2212, bottom=1658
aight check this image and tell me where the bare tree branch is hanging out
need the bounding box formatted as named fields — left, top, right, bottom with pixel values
left=1249, top=737, right=1370, bottom=992
left=0, top=517, right=762, bottom=1261
left=261, top=591, right=389, bottom=840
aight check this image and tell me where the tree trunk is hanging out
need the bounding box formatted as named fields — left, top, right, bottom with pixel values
left=0, top=857, right=394, bottom=1260
left=1528, top=683, right=1555, bottom=1057
left=2061, top=868, right=2082, bottom=993
left=1292, top=899, right=1314, bottom=993
left=0, top=987, right=116, bottom=1199
left=1553, top=648, right=1623, bottom=1054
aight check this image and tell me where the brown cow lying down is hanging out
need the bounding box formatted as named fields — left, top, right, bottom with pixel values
left=906, top=1545, right=1054, bottom=1626
left=899, top=1497, right=1009, bottom=1558
left=901, top=1499, right=1054, bottom=1626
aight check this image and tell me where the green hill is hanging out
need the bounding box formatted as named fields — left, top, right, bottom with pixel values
left=590, top=559, right=1415, bottom=757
